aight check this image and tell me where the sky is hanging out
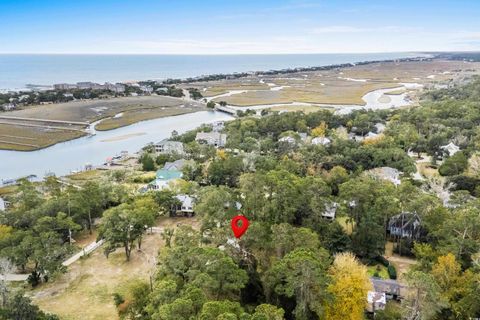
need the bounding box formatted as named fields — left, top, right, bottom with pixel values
left=1, top=0, right=480, bottom=54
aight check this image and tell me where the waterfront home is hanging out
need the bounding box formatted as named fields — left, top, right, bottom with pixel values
left=387, top=212, right=422, bottom=239
left=195, top=132, right=227, bottom=147
left=440, top=142, right=460, bottom=156
left=212, top=121, right=225, bottom=132
left=174, top=194, right=195, bottom=216
left=163, top=159, right=187, bottom=171
left=154, top=139, right=184, bottom=154
left=150, top=169, right=183, bottom=190
left=311, top=136, right=331, bottom=146
left=367, top=291, right=386, bottom=313
left=365, top=167, right=402, bottom=186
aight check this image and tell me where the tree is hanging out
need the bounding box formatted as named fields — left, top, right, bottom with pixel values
left=324, top=252, right=372, bottom=320
left=100, top=199, right=157, bottom=261
left=311, top=122, right=327, bottom=137
left=251, top=304, right=285, bottom=320
left=402, top=271, right=447, bottom=320
left=206, top=101, right=216, bottom=109
left=265, top=249, right=330, bottom=320
left=140, top=153, right=156, bottom=171
left=199, top=300, right=245, bottom=320
left=439, top=152, right=468, bottom=176
left=0, top=291, right=59, bottom=320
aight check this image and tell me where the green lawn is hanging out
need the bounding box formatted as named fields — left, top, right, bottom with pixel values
left=367, top=265, right=390, bottom=279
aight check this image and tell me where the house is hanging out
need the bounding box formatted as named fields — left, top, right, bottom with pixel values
left=311, top=136, right=331, bottom=146
left=174, top=194, right=195, bottom=216
left=374, top=123, right=386, bottom=133
left=163, top=159, right=187, bottom=171
left=370, top=277, right=404, bottom=300
left=195, top=132, right=227, bottom=147
left=278, top=136, right=297, bottom=144
left=366, top=167, right=402, bottom=186
left=212, top=121, right=225, bottom=132
left=440, top=142, right=460, bottom=156
left=150, top=169, right=183, bottom=190
left=322, top=202, right=338, bottom=220
left=388, top=212, right=422, bottom=239
left=140, top=86, right=153, bottom=94
left=2, top=103, right=16, bottom=111
left=154, top=139, right=184, bottom=155
left=0, top=197, right=9, bottom=211
left=367, top=291, right=386, bottom=313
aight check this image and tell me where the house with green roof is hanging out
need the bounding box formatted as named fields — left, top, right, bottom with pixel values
left=149, top=169, right=183, bottom=190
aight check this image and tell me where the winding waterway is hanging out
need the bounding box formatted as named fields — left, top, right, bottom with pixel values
left=0, top=111, right=233, bottom=181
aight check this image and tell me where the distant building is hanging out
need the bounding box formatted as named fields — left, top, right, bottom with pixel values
left=440, top=142, right=460, bottom=156
left=150, top=169, right=183, bottom=190
left=367, top=291, right=386, bottom=313
left=322, top=202, right=337, bottom=220
left=154, top=139, right=184, bottom=154
left=311, top=136, right=331, bottom=146
left=163, top=159, right=187, bottom=171
left=2, top=103, right=16, bottom=111
left=366, top=167, right=402, bottom=186
left=278, top=136, right=297, bottom=144
left=54, top=83, right=78, bottom=90
left=139, top=86, right=153, bottom=94
left=195, top=132, right=227, bottom=147
left=374, top=123, right=386, bottom=133
left=174, top=194, right=195, bottom=216
left=388, top=212, right=422, bottom=239
left=76, top=82, right=97, bottom=90
left=0, top=197, right=9, bottom=211
left=105, top=83, right=125, bottom=93
left=212, top=121, right=225, bottom=132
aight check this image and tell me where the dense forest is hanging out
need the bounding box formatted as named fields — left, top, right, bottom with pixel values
left=2, top=79, right=480, bottom=319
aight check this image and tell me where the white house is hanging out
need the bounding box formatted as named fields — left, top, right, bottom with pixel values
left=279, top=136, right=297, bottom=144
left=0, top=197, right=9, bottom=211
left=212, top=121, right=225, bottom=132
left=175, top=194, right=195, bottom=216
left=374, top=123, right=386, bottom=133
left=440, top=142, right=460, bottom=156
left=195, top=132, right=227, bottom=147
left=154, top=139, right=184, bottom=154
left=366, top=167, right=402, bottom=186
left=322, top=202, right=338, bottom=220
left=311, top=136, right=331, bottom=146
left=367, top=291, right=386, bottom=313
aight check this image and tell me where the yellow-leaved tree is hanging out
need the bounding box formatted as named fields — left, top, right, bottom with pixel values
left=325, top=252, right=372, bottom=320
left=311, top=121, right=328, bottom=137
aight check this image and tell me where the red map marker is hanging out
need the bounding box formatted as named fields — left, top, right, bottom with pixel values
left=231, top=215, right=249, bottom=238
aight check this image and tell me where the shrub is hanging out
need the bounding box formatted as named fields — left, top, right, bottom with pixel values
left=387, top=264, right=397, bottom=280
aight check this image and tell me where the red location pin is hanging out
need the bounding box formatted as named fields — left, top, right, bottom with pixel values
left=231, top=215, right=249, bottom=238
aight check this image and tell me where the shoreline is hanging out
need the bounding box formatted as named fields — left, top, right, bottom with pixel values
left=0, top=53, right=432, bottom=92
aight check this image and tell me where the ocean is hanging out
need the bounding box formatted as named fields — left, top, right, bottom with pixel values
left=0, top=53, right=423, bottom=91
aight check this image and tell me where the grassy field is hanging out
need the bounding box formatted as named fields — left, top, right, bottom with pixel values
left=367, top=265, right=390, bottom=279
left=0, top=123, right=86, bottom=151
left=95, top=105, right=204, bottom=131
left=184, top=60, right=480, bottom=107
left=33, top=217, right=200, bottom=320
left=268, top=105, right=333, bottom=113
